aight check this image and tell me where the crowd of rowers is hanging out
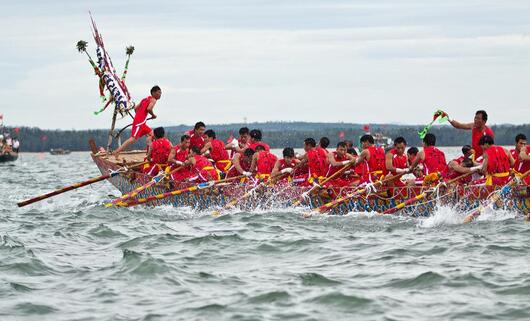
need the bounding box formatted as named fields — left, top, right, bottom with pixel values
left=138, top=118, right=530, bottom=194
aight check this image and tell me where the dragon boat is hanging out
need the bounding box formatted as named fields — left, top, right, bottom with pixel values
left=92, top=151, right=530, bottom=216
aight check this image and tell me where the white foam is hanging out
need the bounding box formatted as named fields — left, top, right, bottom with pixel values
left=417, top=205, right=465, bottom=228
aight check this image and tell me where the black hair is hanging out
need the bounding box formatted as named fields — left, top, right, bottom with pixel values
left=461, top=144, right=472, bottom=155
left=515, top=133, right=527, bottom=143
left=244, top=148, right=255, bottom=157
left=462, top=158, right=474, bottom=168
left=394, top=136, right=407, bottom=145
left=345, top=140, right=353, bottom=148
left=476, top=110, right=488, bottom=122
left=205, top=129, right=216, bottom=139
left=423, top=133, right=436, bottom=146
left=153, top=127, right=165, bottom=139
left=319, top=137, right=330, bottom=149
left=239, top=127, right=250, bottom=135
left=478, top=135, right=494, bottom=146
left=347, top=147, right=358, bottom=156
left=360, top=134, right=374, bottom=144
left=304, top=138, right=316, bottom=147
left=283, top=147, right=295, bottom=158
left=190, top=146, right=201, bottom=154
left=407, top=146, right=419, bottom=156
left=337, top=141, right=347, bottom=148
left=250, top=129, right=262, bottom=141
left=150, top=85, right=161, bottom=95
left=194, top=122, right=206, bottom=130
left=180, top=134, right=190, bottom=142
left=255, top=145, right=266, bottom=152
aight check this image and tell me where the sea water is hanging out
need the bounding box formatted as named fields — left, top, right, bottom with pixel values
left=1, top=150, right=529, bottom=321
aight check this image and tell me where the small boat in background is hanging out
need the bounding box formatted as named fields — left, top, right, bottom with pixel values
left=0, top=118, right=20, bottom=163
left=50, top=148, right=72, bottom=155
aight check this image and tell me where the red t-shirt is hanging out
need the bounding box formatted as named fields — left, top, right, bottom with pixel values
left=472, top=126, right=494, bottom=158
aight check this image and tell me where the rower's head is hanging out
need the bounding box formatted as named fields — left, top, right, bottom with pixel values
left=204, top=129, right=216, bottom=142
left=336, top=141, right=347, bottom=157
left=461, top=144, right=473, bottom=158
left=304, top=138, right=316, bottom=151
left=344, top=140, right=353, bottom=148
left=407, top=146, right=419, bottom=163
left=282, top=147, right=295, bottom=162
left=153, top=127, right=165, bottom=139
left=515, top=133, right=527, bottom=151
left=393, top=136, right=407, bottom=155
left=478, top=135, right=494, bottom=150
left=150, top=85, right=162, bottom=100
left=180, top=134, right=191, bottom=149
left=461, top=158, right=474, bottom=168
left=194, top=122, right=206, bottom=136
left=359, top=134, right=374, bottom=149
left=347, top=147, right=358, bottom=156
left=255, top=145, right=266, bottom=152
left=319, top=137, right=330, bottom=149
left=422, top=133, right=436, bottom=147
left=250, top=129, right=263, bottom=142
left=239, top=127, right=250, bottom=143
left=474, top=110, right=488, bottom=128
left=190, top=146, right=201, bottom=155
left=243, top=148, right=255, bottom=159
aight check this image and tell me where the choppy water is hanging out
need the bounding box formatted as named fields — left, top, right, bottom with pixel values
left=2, top=151, right=530, bottom=321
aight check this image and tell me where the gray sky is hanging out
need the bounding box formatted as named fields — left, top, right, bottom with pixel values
left=1, top=0, right=530, bottom=129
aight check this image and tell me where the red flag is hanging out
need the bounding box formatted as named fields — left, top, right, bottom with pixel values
left=14, top=128, right=20, bottom=134
left=339, top=131, right=345, bottom=139
left=0, top=114, right=3, bottom=120
left=363, top=124, right=370, bottom=132
left=41, top=135, right=48, bottom=141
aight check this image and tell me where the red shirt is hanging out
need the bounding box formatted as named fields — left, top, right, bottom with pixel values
left=187, top=129, right=205, bottom=150
left=172, top=145, right=189, bottom=162
left=209, top=139, right=229, bottom=162
left=326, top=151, right=348, bottom=177
left=256, top=151, right=278, bottom=175
left=307, top=148, right=328, bottom=178
left=150, top=138, right=171, bottom=164
left=383, top=148, right=408, bottom=175
left=511, top=146, right=530, bottom=174
left=472, top=126, right=494, bottom=158
left=423, top=146, right=447, bottom=175
left=133, top=96, right=152, bottom=125
left=248, top=141, right=270, bottom=152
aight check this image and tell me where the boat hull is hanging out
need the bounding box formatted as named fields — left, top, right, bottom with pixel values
left=92, top=153, right=530, bottom=216
left=0, top=152, right=18, bottom=163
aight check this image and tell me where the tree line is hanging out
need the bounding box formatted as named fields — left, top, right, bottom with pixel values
left=4, top=122, right=529, bottom=152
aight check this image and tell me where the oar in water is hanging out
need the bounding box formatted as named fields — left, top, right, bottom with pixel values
left=292, top=160, right=355, bottom=207
left=17, top=161, right=148, bottom=207
left=463, top=169, right=530, bottom=223
left=212, top=172, right=289, bottom=217
left=118, top=175, right=245, bottom=207
left=303, top=172, right=406, bottom=217
left=384, top=171, right=474, bottom=215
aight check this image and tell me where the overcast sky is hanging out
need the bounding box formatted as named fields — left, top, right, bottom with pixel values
left=1, top=0, right=530, bottom=130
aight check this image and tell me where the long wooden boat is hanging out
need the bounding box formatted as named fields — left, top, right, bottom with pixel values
left=0, top=151, right=18, bottom=163
left=92, top=151, right=530, bottom=216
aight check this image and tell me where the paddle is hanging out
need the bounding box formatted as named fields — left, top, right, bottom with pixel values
left=292, top=160, right=355, bottom=207
left=463, top=169, right=530, bottom=223
left=384, top=171, right=474, bottom=215
left=304, top=172, right=406, bottom=217
left=106, top=165, right=184, bottom=207
left=117, top=175, right=245, bottom=207
left=17, top=161, right=148, bottom=207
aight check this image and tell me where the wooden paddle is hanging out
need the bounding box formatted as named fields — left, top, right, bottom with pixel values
left=17, top=161, right=148, bottom=207
left=464, top=169, right=530, bottom=223
left=106, top=165, right=184, bottom=207
left=303, top=172, right=406, bottom=217
left=292, top=160, right=355, bottom=207
left=118, top=175, right=244, bottom=207
left=384, top=171, right=474, bottom=215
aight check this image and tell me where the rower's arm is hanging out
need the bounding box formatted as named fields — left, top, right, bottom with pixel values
left=385, top=152, right=395, bottom=172
left=200, top=142, right=211, bottom=155
left=271, top=159, right=282, bottom=177
left=449, top=119, right=473, bottom=130
left=353, top=149, right=368, bottom=167
left=519, top=148, right=530, bottom=161
left=167, top=148, right=176, bottom=163
left=146, top=145, right=153, bottom=162
left=250, top=153, right=259, bottom=173
left=232, top=154, right=244, bottom=174
left=409, top=151, right=424, bottom=170
left=506, top=148, right=515, bottom=167
left=480, top=153, right=488, bottom=173
left=448, top=160, right=471, bottom=174
left=327, top=153, right=343, bottom=166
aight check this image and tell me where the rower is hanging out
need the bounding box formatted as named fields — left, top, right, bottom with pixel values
left=227, top=127, right=250, bottom=158
left=318, top=137, right=330, bottom=154
left=299, top=138, right=328, bottom=185
left=248, top=129, right=270, bottom=152
left=250, top=145, right=278, bottom=181
left=144, top=127, right=172, bottom=176
left=271, top=147, right=300, bottom=184
left=324, top=141, right=355, bottom=187
left=186, top=122, right=206, bottom=150
left=511, top=134, right=530, bottom=184
left=167, top=134, right=191, bottom=181
left=409, top=133, right=447, bottom=182
left=113, top=85, right=161, bottom=158
left=384, top=137, right=409, bottom=189
left=201, top=129, right=231, bottom=174
left=446, top=145, right=481, bottom=182
left=186, top=146, right=219, bottom=182
left=477, top=135, right=514, bottom=186
left=226, top=148, right=254, bottom=179
left=448, top=110, right=494, bottom=159
left=351, top=134, right=385, bottom=183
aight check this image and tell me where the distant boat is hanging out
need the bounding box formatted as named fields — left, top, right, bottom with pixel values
left=0, top=127, right=20, bottom=163
left=50, top=148, right=71, bottom=155
left=0, top=151, right=18, bottom=163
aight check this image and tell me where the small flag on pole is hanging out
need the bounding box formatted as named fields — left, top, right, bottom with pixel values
left=339, top=131, right=345, bottom=139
